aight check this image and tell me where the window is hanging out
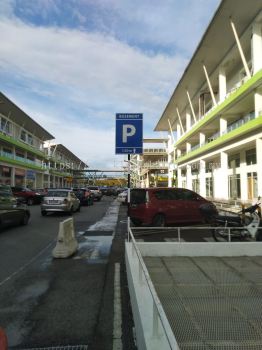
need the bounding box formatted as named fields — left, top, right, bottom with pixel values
left=192, top=179, right=200, bottom=194
left=228, top=174, right=241, bottom=199
left=246, top=148, right=256, bottom=165
left=206, top=178, right=213, bottom=197
left=27, top=134, right=33, bottom=146
left=20, top=130, right=26, bottom=142
left=247, top=172, right=258, bottom=199
left=0, top=117, right=12, bottom=134
left=228, top=154, right=240, bottom=168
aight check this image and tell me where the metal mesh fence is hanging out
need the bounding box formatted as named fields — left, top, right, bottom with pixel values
left=144, top=256, right=262, bottom=350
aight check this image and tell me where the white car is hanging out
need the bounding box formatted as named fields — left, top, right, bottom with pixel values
left=41, top=189, right=80, bottom=216
left=117, top=190, right=127, bottom=204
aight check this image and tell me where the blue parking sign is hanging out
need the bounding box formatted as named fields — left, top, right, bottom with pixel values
left=115, top=113, right=143, bottom=154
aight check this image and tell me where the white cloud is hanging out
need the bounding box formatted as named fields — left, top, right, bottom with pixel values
left=0, top=17, right=187, bottom=129
left=0, top=0, right=220, bottom=168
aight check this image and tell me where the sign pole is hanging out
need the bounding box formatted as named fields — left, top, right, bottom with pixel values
left=115, top=113, right=143, bottom=241
left=127, top=153, right=131, bottom=239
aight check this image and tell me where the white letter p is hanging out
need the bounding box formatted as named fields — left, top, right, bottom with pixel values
left=122, top=124, right=136, bottom=143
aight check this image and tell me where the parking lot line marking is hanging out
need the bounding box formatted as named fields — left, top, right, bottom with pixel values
left=113, top=263, right=122, bottom=350
left=0, top=240, right=54, bottom=288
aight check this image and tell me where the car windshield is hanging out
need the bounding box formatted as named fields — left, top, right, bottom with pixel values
left=46, top=191, right=68, bottom=197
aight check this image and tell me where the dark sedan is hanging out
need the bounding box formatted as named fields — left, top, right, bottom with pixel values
left=73, top=188, right=94, bottom=206
left=0, top=185, right=30, bottom=229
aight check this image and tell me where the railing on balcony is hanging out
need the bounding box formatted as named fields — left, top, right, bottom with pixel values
left=142, top=161, right=168, bottom=169
left=0, top=151, right=43, bottom=168
left=177, top=74, right=254, bottom=142
left=143, top=148, right=167, bottom=154
left=222, top=111, right=255, bottom=135
left=177, top=111, right=256, bottom=161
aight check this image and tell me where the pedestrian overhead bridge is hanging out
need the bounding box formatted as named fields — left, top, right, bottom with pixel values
left=125, top=227, right=262, bottom=350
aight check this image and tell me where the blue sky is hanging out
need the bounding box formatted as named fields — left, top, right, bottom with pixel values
left=0, top=0, right=220, bottom=168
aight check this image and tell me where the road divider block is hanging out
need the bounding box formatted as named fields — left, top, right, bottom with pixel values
left=52, top=218, right=78, bottom=258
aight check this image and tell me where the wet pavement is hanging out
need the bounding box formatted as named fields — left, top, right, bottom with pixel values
left=0, top=197, right=136, bottom=349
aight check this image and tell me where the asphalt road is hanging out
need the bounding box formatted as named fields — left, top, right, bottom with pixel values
left=0, top=196, right=136, bottom=349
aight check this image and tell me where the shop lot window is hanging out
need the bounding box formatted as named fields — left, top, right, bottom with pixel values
left=247, top=172, right=258, bottom=200
left=27, top=134, right=33, bottom=146
left=228, top=174, right=241, bottom=199
left=20, top=130, right=26, bottom=142
left=192, top=179, right=200, bottom=194
left=206, top=177, right=213, bottom=197
left=0, top=117, right=12, bottom=134
left=246, top=148, right=256, bottom=165
left=228, top=154, right=240, bottom=168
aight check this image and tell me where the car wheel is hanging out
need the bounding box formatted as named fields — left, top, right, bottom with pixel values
left=21, top=212, right=30, bottom=225
left=27, top=197, right=34, bottom=206
left=152, top=214, right=166, bottom=227
left=41, top=210, right=47, bottom=216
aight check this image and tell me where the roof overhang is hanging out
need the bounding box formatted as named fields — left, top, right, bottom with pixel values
left=51, top=144, right=88, bottom=168
left=0, top=92, right=54, bottom=141
left=154, top=0, right=262, bottom=132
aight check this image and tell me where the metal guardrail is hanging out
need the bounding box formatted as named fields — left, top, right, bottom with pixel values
left=130, top=224, right=262, bottom=242
left=128, top=223, right=180, bottom=350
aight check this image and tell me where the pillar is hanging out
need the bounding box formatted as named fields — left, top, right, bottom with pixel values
left=220, top=117, right=227, bottom=135
left=199, top=160, right=206, bottom=197
left=256, top=138, right=262, bottom=197
left=254, top=89, right=262, bottom=117
left=186, top=164, right=192, bottom=190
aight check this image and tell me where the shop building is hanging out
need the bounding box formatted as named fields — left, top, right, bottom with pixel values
left=0, top=92, right=87, bottom=188
left=130, top=138, right=169, bottom=188
left=0, top=92, right=54, bottom=188
left=44, top=144, right=88, bottom=188
left=155, top=0, right=262, bottom=202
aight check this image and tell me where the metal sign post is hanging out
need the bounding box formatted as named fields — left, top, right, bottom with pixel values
left=115, top=113, right=143, bottom=235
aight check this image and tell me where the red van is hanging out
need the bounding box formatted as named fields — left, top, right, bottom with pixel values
left=129, top=187, right=215, bottom=226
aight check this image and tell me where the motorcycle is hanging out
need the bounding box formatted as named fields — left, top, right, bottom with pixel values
left=200, top=198, right=262, bottom=242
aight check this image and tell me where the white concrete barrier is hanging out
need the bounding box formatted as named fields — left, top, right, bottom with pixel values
left=52, top=218, right=78, bottom=258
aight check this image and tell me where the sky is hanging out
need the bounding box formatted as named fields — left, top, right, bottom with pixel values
left=0, top=0, right=221, bottom=169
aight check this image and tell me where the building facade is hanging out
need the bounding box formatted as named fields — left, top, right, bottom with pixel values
left=0, top=92, right=87, bottom=188
left=131, top=138, right=168, bottom=188
left=155, top=0, right=262, bottom=202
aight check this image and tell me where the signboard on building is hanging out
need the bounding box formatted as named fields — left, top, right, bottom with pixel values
left=26, top=170, right=36, bottom=180
left=115, top=113, right=143, bottom=154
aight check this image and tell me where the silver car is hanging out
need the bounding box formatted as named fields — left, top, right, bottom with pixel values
left=41, top=189, right=80, bottom=216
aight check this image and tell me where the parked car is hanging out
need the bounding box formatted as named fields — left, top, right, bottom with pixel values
left=87, top=186, right=103, bottom=201
left=129, top=187, right=216, bottom=226
left=73, top=188, right=94, bottom=206
left=0, top=185, right=30, bottom=229
left=117, top=190, right=128, bottom=205
left=11, top=186, right=42, bottom=205
left=41, top=189, right=80, bottom=216
left=103, top=186, right=118, bottom=196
